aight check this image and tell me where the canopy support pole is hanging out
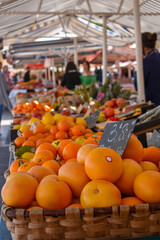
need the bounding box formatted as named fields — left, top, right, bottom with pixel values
left=133, top=0, right=145, bottom=103
left=64, top=47, right=68, bottom=67
left=74, top=38, right=78, bottom=67
left=102, top=15, right=107, bottom=85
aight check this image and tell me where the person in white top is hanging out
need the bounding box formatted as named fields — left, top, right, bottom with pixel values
left=82, top=60, right=92, bottom=76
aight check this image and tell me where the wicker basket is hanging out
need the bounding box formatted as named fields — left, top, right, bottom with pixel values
left=2, top=202, right=160, bottom=240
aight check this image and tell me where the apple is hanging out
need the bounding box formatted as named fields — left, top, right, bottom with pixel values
left=61, top=109, right=70, bottom=116
left=82, top=107, right=87, bottom=114
left=31, top=112, right=42, bottom=118
left=104, top=100, right=115, bottom=107
left=116, top=98, right=125, bottom=106
left=111, top=98, right=117, bottom=105
left=104, top=107, right=114, bottom=118
left=13, top=118, right=21, bottom=125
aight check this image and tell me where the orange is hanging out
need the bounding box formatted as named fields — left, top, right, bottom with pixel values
left=50, top=125, right=58, bottom=135
left=80, top=180, right=121, bottom=208
left=27, top=206, right=42, bottom=210
left=32, top=150, right=55, bottom=165
left=58, top=162, right=90, bottom=197
left=35, top=133, right=44, bottom=138
left=82, top=139, right=99, bottom=145
left=62, top=142, right=81, bottom=161
left=33, top=124, right=47, bottom=134
left=10, top=159, right=29, bottom=173
left=42, top=160, right=60, bottom=174
left=77, top=144, right=98, bottom=165
left=143, top=146, right=160, bottom=165
left=28, top=135, right=38, bottom=143
left=14, top=136, right=26, bottom=148
left=1, top=172, right=38, bottom=208
left=18, top=162, right=35, bottom=172
left=140, top=161, right=159, bottom=172
left=88, top=135, right=101, bottom=142
left=22, top=130, right=34, bottom=139
left=22, top=140, right=35, bottom=147
left=27, top=200, right=39, bottom=208
left=28, top=165, right=55, bottom=183
left=57, top=139, right=72, bottom=157
left=67, top=203, right=83, bottom=209
left=44, top=135, right=55, bottom=143
left=71, top=125, right=86, bottom=136
left=40, top=174, right=58, bottom=181
left=36, top=138, right=46, bottom=147
left=55, top=131, right=68, bottom=140
left=122, top=134, right=144, bottom=163
left=65, top=158, right=77, bottom=163
left=57, top=120, right=70, bottom=132
left=115, top=158, right=142, bottom=195
left=134, top=171, right=160, bottom=203
left=36, top=143, right=57, bottom=158
left=121, top=197, right=144, bottom=206
left=85, top=147, right=123, bottom=183
left=36, top=176, right=72, bottom=209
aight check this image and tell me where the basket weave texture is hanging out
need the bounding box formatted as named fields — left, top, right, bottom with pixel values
left=2, top=202, right=160, bottom=240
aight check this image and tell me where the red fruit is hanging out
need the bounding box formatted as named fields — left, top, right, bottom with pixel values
left=31, top=112, right=42, bottom=118
left=111, top=98, right=117, bottom=105
left=82, top=107, right=87, bottom=114
left=116, top=98, right=125, bottom=106
left=61, top=109, right=70, bottom=116
left=13, top=118, right=21, bottom=125
left=104, top=100, right=114, bottom=107
left=104, top=107, right=114, bottom=118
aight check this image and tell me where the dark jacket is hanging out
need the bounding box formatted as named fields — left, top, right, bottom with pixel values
left=61, top=70, right=81, bottom=90
left=143, top=49, right=160, bottom=106
left=24, top=71, right=30, bottom=82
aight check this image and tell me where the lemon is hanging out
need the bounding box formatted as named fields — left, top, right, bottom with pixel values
left=74, top=137, right=86, bottom=144
left=29, top=117, right=41, bottom=126
left=52, top=140, right=61, bottom=149
left=42, top=113, right=55, bottom=125
left=67, top=116, right=75, bottom=122
left=76, top=118, right=87, bottom=128
left=97, top=112, right=105, bottom=123
left=13, top=125, right=21, bottom=130
left=21, top=152, right=35, bottom=160
left=21, top=121, right=29, bottom=125
left=53, top=114, right=62, bottom=121
left=45, top=124, right=53, bottom=130
left=20, top=124, right=30, bottom=132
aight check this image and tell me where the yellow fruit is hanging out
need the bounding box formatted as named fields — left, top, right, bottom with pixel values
left=21, top=152, right=35, bottom=160
left=13, top=125, right=21, bottom=130
left=76, top=118, right=87, bottom=128
left=42, top=113, right=55, bottom=125
left=97, top=112, right=105, bottom=123
left=29, top=117, right=41, bottom=126
left=74, top=138, right=86, bottom=145
left=67, top=116, right=75, bottom=122
left=52, top=140, right=61, bottom=149
left=20, top=124, right=30, bottom=133
left=45, top=124, right=53, bottom=130
left=53, top=114, right=63, bottom=122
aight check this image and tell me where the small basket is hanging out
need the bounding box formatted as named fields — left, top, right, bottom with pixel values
left=80, top=75, right=97, bottom=85
left=2, top=202, right=160, bottom=240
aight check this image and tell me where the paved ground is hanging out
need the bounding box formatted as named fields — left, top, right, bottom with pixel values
left=0, top=110, right=12, bottom=239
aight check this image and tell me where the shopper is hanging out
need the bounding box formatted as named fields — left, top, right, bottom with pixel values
left=142, top=32, right=160, bottom=106
left=0, top=62, right=12, bottom=135
left=24, top=66, right=30, bottom=82
left=3, top=65, right=13, bottom=93
left=61, top=61, right=81, bottom=90
left=82, top=60, right=92, bottom=76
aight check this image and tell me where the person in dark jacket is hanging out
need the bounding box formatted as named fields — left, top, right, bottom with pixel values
left=61, top=61, right=81, bottom=90
left=142, top=32, right=160, bottom=106
left=24, top=66, right=30, bottom=82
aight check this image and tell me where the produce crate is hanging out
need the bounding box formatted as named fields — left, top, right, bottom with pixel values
left=2, top=202, right=160, bottom=240
left=80, top=75, right=97, bottom=85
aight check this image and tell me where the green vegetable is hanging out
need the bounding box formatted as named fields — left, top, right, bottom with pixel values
left=15, top=145, right=33, bottom=157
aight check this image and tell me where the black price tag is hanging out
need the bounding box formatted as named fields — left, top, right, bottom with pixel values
left=149, top=129, right=160, bottom=148
left=99, top=119, right=137, bottom=156
left=85, top=109, right=101, bottom=129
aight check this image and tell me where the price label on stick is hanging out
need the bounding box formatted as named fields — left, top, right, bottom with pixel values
left=99, top=119, right=137, bottom=156
left=85, top=109, right=101, bottom=129
left=148, top=129, right=160, bottom=148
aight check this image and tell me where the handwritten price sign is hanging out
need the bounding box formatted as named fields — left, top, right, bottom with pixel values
left=99, top=119, right=137, bottom=156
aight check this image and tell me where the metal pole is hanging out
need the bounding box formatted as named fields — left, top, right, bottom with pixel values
left=74, top=38, right=78, bottom=67
left=133, top=0, right=145, bottom=103
left=102, top=15, right=107, bottom=85
left=64, top=47, right=68, bottom=67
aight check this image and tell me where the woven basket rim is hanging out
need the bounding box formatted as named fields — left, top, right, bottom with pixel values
left=2, top=202, right=160, bottom=220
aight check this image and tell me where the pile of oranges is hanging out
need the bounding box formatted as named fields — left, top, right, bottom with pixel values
left=2, top=123, right=160, bottom=210
left=12, top=101, right=54, bottom=114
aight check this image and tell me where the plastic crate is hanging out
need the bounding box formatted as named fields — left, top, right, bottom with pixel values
left=80, top=75, right=97, bottom=85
